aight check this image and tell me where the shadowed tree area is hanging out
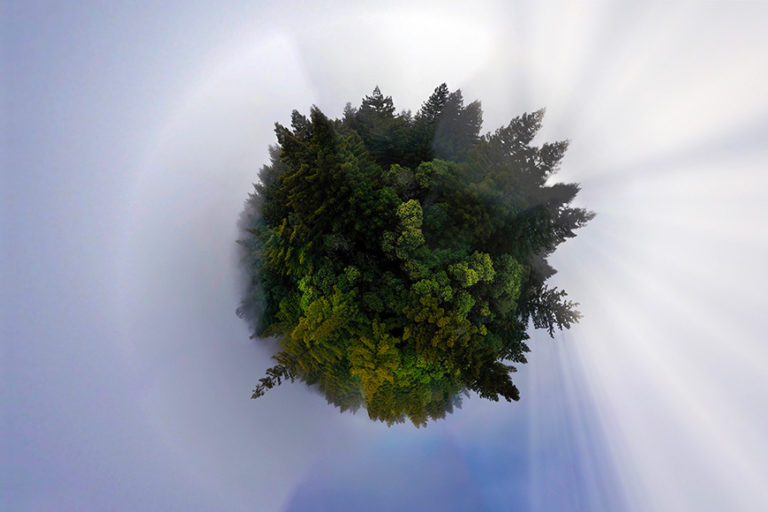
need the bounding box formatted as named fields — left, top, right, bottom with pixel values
left=236, top=85, right=594, bottom=426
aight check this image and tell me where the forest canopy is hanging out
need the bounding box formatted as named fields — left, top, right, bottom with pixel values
left=236, top=84, right=594, bottom=426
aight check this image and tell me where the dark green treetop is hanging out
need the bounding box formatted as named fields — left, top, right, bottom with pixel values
left=236, top=84, right=593, bottom=426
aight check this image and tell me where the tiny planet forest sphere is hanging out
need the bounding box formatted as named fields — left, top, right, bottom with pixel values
left=236, top=84, right=593, bottom=426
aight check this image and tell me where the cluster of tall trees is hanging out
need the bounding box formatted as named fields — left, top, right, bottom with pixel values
left=237, top=85, right=593, bottom=426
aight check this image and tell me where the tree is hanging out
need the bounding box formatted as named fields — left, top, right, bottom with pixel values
left=237, top=85, right=593, bottom=426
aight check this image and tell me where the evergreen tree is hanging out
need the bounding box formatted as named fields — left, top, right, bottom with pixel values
left=237, top=84, right=593, bottom=426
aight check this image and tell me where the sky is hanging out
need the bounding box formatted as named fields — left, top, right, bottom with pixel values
left=4, top=1, right=768, bottom=511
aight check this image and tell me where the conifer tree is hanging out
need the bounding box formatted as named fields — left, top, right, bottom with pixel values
left=237, top=85, right=593, bottom=426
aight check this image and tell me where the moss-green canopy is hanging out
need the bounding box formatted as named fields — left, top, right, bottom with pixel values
left=237, top=84, right=593, bottom=426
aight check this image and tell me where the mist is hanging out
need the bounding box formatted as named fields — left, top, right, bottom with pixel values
left=5, top=1, right=768, bottom=511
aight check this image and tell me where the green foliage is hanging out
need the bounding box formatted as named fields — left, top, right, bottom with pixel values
left=237, top=84, right=594, bottom=426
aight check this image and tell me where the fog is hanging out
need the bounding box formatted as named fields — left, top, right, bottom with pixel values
left=5, top=1, right=768, bottom=511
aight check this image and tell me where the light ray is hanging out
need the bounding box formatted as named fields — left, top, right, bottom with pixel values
left=113, top=1, right=768, bottom=510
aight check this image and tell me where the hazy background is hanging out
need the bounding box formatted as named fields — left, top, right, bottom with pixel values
left=4, top=1, right=768, bottom=510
